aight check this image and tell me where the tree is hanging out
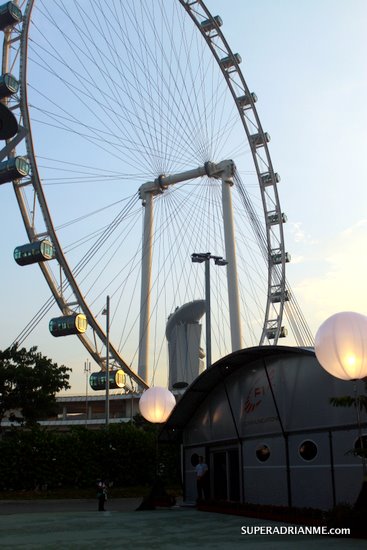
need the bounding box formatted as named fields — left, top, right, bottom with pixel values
left=330, top=380, right=367, bottom=460
left=0, top=345, right=71, bottom=427
left=330, top=381, right=367, bottom=414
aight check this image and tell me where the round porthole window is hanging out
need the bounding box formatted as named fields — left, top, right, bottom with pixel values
left=256, top=444, right=270, bottom=462
left=354, top=435, right=367, bottom=458
left=191, top=453, right=199, bottom=467
left=299, top=440, right=318, bottom=461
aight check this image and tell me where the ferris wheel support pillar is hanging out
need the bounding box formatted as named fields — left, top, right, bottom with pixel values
left=222, top=176, right=242, bottom=351
left=138, top=191, right=154, bottom=384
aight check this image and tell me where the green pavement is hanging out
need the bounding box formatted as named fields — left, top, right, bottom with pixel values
left=0, top=499, right=365, bottom=549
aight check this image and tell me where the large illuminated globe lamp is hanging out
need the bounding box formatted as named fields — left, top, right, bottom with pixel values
left=139, top=386, right=176, bottom=423
left=315, top=311, right=367, bottom=380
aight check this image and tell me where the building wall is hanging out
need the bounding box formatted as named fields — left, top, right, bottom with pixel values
left=181, top=353, right=366, bottom=509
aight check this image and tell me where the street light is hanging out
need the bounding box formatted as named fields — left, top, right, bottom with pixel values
left=315, top=311, right=367, bottom=506
left=315, top=311, right=367, bottom=380
left=84, top=358, right=91, bottom=424
left=191, top=252, right=228, bottom=368
left=139, top=386, right=176, bottom=423
left=102, top=296, right=110, bottom=425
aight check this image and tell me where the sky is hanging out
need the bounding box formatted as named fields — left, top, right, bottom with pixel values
left=0, top=0, right=366, bottom=395
left=209, top=0, right=367, bottom=327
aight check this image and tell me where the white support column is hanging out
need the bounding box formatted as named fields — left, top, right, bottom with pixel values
left=138, top=192, right=154, bottom=384
left=222, top=177, right=242, bottom=351
left=137, top=159, right=239, bottom=380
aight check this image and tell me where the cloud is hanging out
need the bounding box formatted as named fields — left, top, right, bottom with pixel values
left=287, top=221, right=318, bottom=245
left=289, top=254, right=305, bottom=265
left=289, top=220, right=367, bottom=334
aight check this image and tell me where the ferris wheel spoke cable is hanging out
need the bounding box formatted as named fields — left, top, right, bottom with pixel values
left=85, top=1, right=207, bottom=166
left=28, top=55, right=167, bottom=172
left=68, top=197, right=138, bottom=283
left=165, top=11, right=211, bottom=160
left=136, top=1, right=168, bottom=172
left=28, top=37, right=193, bottom=161
left=234, top=172, right=268, bottom=257
left=117, top=0, right=209, bottom=162
left=157, top=1, right=198, bottom=165
left=114, top=188, right=204, bottom=358
left=28, top=39, right=128, bottom=142
left=37, top=155, right=129, bottom=176
left=29, top=77, right=169, bottom=167
left=61, top=201, right=143, bottom=253
left=88, top=4, right=164, bottom=173
left=136, top=184, right=211, bottom=358
left=57, top=197, right=136, bottom=233
left=11, top=295, right=55, bottom=347
left=84, top=213, right=144, bottom=306
left=8, top=0, right=307, bottom=383
left=29, top=5, right=239, bottom=171
left=30, top=106, right=173, bottom=164
left=146, top=197, right=208, bottom=375
left=111, top=2, right=174, bottom=174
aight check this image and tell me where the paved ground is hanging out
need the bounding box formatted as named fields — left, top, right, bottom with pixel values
left=0, top=499, right=365, bottom=549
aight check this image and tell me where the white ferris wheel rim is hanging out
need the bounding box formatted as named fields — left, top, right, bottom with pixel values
left=3, top=0, right=287, bottom=389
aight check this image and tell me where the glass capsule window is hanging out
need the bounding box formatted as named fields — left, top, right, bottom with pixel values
left=15, top=156, right=30, bottom=176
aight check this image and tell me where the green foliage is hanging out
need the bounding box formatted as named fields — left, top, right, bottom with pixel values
left=330, top=379, right=367, bottom=413
left=0, top=345, right=71, bottom=426
left=0, top=424, right=181, bottom=491
left=330, top=381, right=367, bottom=461
left=330, top=395, right=367, bottom=412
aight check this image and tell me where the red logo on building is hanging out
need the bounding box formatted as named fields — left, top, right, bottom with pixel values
left=244, top=369, right=274, bottom=413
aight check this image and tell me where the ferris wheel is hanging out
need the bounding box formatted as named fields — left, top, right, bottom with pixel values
left=0, top=0, right=294, bottom=390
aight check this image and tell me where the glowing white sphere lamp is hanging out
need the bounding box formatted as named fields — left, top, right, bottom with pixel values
left=139, top=386, right=176, bottom=423
left=315, top=311, right=367, bottom=380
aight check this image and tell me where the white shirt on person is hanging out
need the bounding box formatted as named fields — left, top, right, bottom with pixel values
left=195, top=462, right=208, bottom=478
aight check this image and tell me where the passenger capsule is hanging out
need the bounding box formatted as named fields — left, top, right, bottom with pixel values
left=0, top=2, right=22, bottom=31
left=237, top=93, right=258, bottom=109
left=271, top=251, right=291, bottom=265
left=250, top=132, right=270, bottom=148
left=260, top=172, right=281, bottom=186
left=220, top=53, right=242, bottom=69
left=14, top=239, right=54, bottom=266
left=0, top=73, right=19, bottom=98
left=200, top=15, right=223, bottom=32
left=49, top=314, right=87, bottom=337
left=270, top=289, right=290, bottom=303
left=0, top=156, right=30, bottom=185
left=266, top=326, right=288, bottom=339
left=267, top=211, right=287, bottom=225
left=89, top=369, right=126, bottom=391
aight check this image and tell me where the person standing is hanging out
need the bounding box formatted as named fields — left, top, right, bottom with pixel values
left=97, top=480, right=107, bottom=511
left=195, top=456, right=208, bottom=502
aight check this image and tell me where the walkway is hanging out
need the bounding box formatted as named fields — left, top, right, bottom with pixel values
left=0, top=499, right=365, bottom=549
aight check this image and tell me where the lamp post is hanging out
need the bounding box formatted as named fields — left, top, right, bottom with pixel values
left=315, top=311, right=367, bottom=506
left=191, top=252, right=228, bottom=368
left=84, top=358, right=91, bottom=424
left=138, top=386, right=176, bottom=509
left=102, top=296, right=110, bottom=425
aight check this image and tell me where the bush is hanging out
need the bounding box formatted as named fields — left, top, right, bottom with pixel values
left=0, top=424, right=180, bottom=491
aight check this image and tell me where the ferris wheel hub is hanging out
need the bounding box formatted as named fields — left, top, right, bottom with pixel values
left=138, top=159, right=236, bottom=202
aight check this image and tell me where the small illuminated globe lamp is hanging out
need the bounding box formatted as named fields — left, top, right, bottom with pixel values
left=139, top=386, right=176, bottom=423
left=315, top=311, right=367, bottom=380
